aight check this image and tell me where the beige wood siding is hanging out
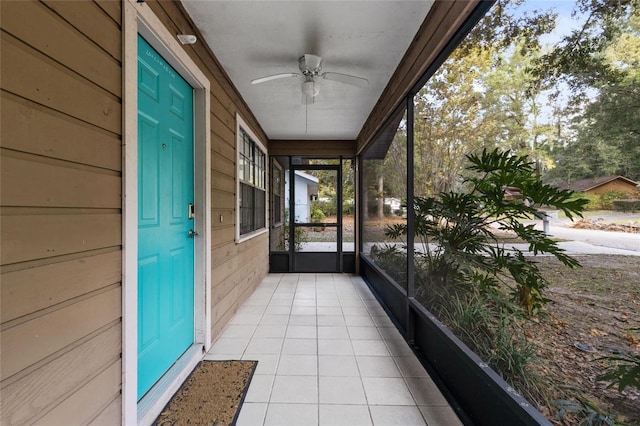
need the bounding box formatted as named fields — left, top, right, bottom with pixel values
left=588, top=180, right=640, bottom=196
left=2, top=0, right=270, bottom=424
left=0, top=1, right=123, bottom=425
left=144, top=0, right=270, bottom=340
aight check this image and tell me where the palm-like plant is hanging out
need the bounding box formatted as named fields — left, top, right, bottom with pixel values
left=385, top=148, right=588, bottom=314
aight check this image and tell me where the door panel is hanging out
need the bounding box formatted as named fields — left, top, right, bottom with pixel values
left=292, top=166, right=341, bottom=272
left=138, top=114, right=160, bottom=226
left=269, top=158, right=356, bottom=273
left=137, top=35, right=195, bottom=400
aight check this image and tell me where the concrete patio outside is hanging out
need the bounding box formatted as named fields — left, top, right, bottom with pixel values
left=205, top=273, right=461, bottom=426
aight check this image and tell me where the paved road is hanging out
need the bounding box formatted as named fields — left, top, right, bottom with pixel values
left=307, top=214, right=640, bottom=257
left=528, top=217, right=640, bottom=255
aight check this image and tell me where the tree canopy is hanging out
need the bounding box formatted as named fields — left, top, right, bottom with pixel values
left=400, top=0, right=640, bottom=197
left=542, top=1, right=640, bottom=184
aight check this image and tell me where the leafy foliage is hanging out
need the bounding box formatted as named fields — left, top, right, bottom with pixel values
left=537, top=1, right=640, bottom=183
left=552, top=399, right=615, bottom=426
left=278, top=215, right=308, bottom=251
left=533, top=0, right=639, bottom=93
left=598, top=353, right=640, bottom=392
left=385, top=148, right=587, bottom=314
left=370, top=149, right=587, bottom=409
left=612, top=199, right=640, bottom=212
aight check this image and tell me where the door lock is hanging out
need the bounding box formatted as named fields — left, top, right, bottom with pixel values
left=188, top=229, right=198, bottom=238
left=188, top=203, right=195, bottom=219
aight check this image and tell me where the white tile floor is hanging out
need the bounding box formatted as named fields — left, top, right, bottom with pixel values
left=205, top=273, right=462, bottom=426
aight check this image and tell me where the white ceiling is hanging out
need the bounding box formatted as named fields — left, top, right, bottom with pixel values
left=181, top=1, right=434, bottom=141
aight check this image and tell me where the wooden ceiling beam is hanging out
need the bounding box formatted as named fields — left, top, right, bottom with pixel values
left=268, top=140, right=356, bottom=157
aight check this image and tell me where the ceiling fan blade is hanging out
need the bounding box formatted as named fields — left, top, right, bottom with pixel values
left=251, top=73, right=300, bottom=85
left=321, top=72, right=369, bottom=88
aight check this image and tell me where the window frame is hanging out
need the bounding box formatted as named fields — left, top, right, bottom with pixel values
left=271, top=160, right=284, bottom=227
left=236, top=114, right=268, bottom=242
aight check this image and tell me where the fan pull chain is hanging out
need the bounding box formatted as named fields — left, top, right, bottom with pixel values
left=305, top=102, right=308, bottom=134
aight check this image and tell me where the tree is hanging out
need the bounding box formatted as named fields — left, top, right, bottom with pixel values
left=413, top=43, right=491, bottom=195
left=539, top=3, right=640, bottom=183
left=305, top=159, right=356, bottom=217
left=534, top=0, right=639, bottom=96
left=413, top=2, right=558, bottom=195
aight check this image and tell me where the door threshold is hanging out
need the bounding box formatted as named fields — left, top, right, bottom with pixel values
left=137, top=344, right=203, bottom=426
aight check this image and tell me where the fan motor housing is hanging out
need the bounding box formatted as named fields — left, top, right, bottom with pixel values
left=299, top=54, right=323, bottom=76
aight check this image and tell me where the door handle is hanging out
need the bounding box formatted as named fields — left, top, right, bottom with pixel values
left=188, top=229, right=198, bottom=238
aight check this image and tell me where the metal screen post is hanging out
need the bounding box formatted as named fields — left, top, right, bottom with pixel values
left=406, top=95, right=416, bottom=345
left=354, top=158, right=360, bottom=275
left=337, top=157, right=343, bottom=272
left=288, top=157, right=295, bottom=272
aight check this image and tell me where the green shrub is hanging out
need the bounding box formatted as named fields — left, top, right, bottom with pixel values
left=385, top=148, right=586, bottom=315
left=278, top=224, right=308, bottom=251
left=367, top=200, right=392, bottom=216
left=309, top=199, right=355, bottom=216
left=599, top=191, right=631, bottom=209
left=568, top=192, right=600, bottom=210
left=611, top=199, right=640, bottom=212
left=342, top=202, right=355, bottom=215
left=310, top=208, right=325, bottom=221
left=371, top=149, right=587, bottom=407
left=369, top=244, right=407, bottom=287
left=311, top=200, right=337, bottom=217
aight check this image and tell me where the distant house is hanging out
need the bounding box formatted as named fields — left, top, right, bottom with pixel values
left=285, top=170, right=319, bottom=222
left=385, top=197, right=402, bottom=214
left=558, top=176, right=640, bottom=196
left=502, top=186, right=523, bottom=200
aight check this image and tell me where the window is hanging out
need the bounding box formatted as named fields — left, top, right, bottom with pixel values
left=237, top=116, right=267, bottom=241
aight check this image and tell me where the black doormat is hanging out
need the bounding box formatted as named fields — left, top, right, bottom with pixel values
left=153, top=360, right=257, bottom=425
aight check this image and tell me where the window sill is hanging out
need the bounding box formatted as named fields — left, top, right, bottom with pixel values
left=237, top=227, right=268, bottom=244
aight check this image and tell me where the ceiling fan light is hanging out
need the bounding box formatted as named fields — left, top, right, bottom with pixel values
left=302, top=80, right=319, bottom=98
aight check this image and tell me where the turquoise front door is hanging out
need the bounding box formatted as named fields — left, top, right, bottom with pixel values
left=137, top=35, right=195, bottom=400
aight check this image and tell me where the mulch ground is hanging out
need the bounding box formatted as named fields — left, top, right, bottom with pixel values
left=154, top=360, right=257, bottom=426
left=526, top=255, right=640, bottom=424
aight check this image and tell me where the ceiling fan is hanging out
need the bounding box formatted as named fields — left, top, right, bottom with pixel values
left=250, top=54, right=369, bottom=104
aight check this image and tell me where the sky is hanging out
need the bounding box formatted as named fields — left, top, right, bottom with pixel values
left=515, top=1, right=586, bottom=46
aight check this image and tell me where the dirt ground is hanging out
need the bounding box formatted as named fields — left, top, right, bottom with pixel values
left=527, top=255, right=640, bottom=424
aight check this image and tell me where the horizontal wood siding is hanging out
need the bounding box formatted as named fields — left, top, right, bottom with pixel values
left=1, top=92, right=122, bottom=171
left=146, top=0, right=270, bottom=344
left=588, top=181, right=640, bottom=195
left=2, top=0, right=272, bottom=423
left=0, top=1, right=123, bottom=424
left=1, top=323, right=121, bottom=425
left=1, top=249, right=121, bottom=324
